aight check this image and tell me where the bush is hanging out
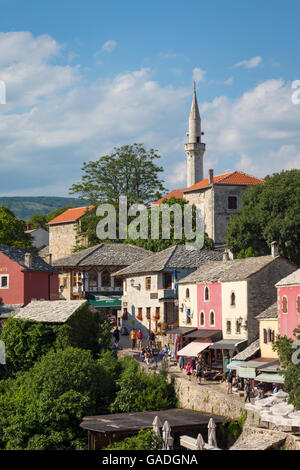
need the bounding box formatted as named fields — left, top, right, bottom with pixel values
left=110, top=358, right=177, bottom=413
left=105, top=429, right=163, bottom=450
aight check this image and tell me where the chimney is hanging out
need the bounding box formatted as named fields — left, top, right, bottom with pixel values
left=24, top=252, right=32, bottom=268
left=209, top=169, right=214, bottom=185
left=48, top=253, right=52, bottom=265
left=271, top=241, right=279, bottom=258
left=223, top=250, right=230, bottom=262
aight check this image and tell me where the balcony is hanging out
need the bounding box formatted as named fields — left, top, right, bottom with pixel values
left=158, top=288, right=177, bottom=300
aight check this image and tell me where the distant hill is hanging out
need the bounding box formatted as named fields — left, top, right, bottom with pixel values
left=0, top=197, right=87, bottom=221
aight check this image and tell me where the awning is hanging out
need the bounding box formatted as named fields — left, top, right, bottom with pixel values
left=254, top=373, right=284, bottom=384
left=227, top=360, right=245, bottom=370
left=166, top=327, right=197, bottom=336
left=185, top=329, right=222, bottom=340
left=88, top=295, right=121, bottom=309
left=177, top=341, right=212, bottom=357
left=210, top=339, right=247, bottom=350
left=236, top=360, right=271, bottom=379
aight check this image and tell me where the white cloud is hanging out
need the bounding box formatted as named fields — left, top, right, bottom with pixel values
left=192, top=67, right=206, bottom=83
left=233, top=56, right=262, bottom=69
left=0, top=31, right=300, bottom=198
left=224, top=76, right=234, bottom=85
left=101, top=40, right=118, bottom=53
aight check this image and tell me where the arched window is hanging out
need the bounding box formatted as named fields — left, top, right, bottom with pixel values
left=209, top=311, right=215, bottom=326
left=297, top=296, right=300, bottom=314
left=204, top=286, right=209, bottom=301
left=101, top=270, right=111, bottom=288
left=231, top=292, right=236, bottom=306
left=200, top=311, right=205, bottom=326
left=282, top=296, right=288, bottom=314
left=186, top=288, right=190, bottom=299
left=88, top=270, right=98, bottom=288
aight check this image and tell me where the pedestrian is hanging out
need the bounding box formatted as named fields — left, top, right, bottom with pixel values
left=179, top=356, right=184, bottom=370
left=112, top=327, right=120, bottom=343
left=245, top=380, right=251, bottom=403
left=149, top=330, right=155, bottom=348
left=137, top=328, right=143, bottom=350
left=196, top=359, right=203, bottom=385
left=130, top=328, right=137, bottom=349
left=186, top=360, right=192, bottom=381
left=227, top=371, right=234, bottom=394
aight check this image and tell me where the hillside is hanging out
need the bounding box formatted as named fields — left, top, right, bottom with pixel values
left=0, top=197, right=87, bottom=221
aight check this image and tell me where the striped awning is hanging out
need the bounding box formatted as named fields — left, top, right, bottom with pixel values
left=177, top=341, right=212, bottom=357
left=254, top=373, right=284, bottom=384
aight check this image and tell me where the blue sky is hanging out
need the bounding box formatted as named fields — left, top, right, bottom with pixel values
left=0, top=0, right=300, bottom=196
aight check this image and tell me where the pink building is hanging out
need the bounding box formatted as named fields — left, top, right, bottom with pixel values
left=197, top=282, right=222, bottom=331
left=276, top=269, right=300, bottom=339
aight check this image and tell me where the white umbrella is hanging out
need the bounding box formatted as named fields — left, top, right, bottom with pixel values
left=207, top=418, right=217, bottom=447
left=152, top=416, right=162, bottom=437
left=196, top=433, right=205, bottom=450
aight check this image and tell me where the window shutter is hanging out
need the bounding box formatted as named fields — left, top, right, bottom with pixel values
left=263, top=329, right=267, bottom=344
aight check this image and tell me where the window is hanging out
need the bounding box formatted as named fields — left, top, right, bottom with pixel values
left=0, top=275, right=9, bottom=289
left=228, top=196, right=237, bottom=210
left=186, top=288, right=190, bottom=299
left=226, top=321, right=231, bottom=334
left=209, top=311, right=215, bottom=326
left=204, top=286, right=209, bottom=301
left=297, top=296, right=300, bottom=314
left=231, top=292, right=236, bottom=306
left=101, top=270, right=111, bottom=288
left=114, top=277, right=123, bottom=288
left=263, top=328, right=267, bottom=344
left=88, top=270, right=98, bottom=288
left=282, top=296, right=288, bottom=314
left=200, top=311, right=205, bottom=326
left=163, top=272, right=172, bottom=289
left=186, top=309, right=191, bottom=324
left=236, top=320, right=241, bottom=334
left=146, top=307, right=151, bottom=318
left=146, top=277, right=151, bottom=291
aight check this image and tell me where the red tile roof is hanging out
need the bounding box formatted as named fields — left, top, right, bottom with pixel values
left=152, top=171, right=264, bottom=205
left=48, top=206, right=94, bottom=225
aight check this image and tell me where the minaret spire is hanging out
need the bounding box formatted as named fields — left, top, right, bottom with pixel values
left=184, top=84, right=206, bottom=187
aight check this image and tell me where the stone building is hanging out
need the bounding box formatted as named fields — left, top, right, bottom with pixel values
left=53, top=243, right=151, bottom=318
left=152, top=86, right=264, bottom=246
left=178, top=244, right=297, bottom=345
left=0, top=245, right=59, bottom=326
left=113, top=245, right=222, bottom=338
left=48, top=205, right=94, bottom=262
left=276, top=268, right=300, bottom=339
left=255, top=303, right=278, bottom=359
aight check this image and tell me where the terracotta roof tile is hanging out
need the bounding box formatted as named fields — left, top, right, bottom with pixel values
left=48, top=206, right=94, bottom=225
left=152, top=171, right=264, bottom=205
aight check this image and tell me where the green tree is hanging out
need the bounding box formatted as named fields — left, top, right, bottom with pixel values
left=0, top=305, right=108, bottom=376
left=226, top=170, right=300, bottom=264
left=27, top=213, right=48, bottom=230
left=69, top=144, right=167, bottom=206
left=110, top=358, right=177, bottom=413
left=105, top=429, right=163, bottom=450
left=273, top=327, right=300, bottom=410
left=0, top=347, right=112, bottom=450
left=73, top=196, right=215, bottom=253
left=0, top=207, right=33, bottom=249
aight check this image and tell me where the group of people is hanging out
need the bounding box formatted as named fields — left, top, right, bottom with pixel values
left=130, top=328, right=155, bottom=350
left=226, top=372, right=251, bottom=402
left=141, top=344, right=169, bottom=366
left=180, top=356, right=205, bottom=384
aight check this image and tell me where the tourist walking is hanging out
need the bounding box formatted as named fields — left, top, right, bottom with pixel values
left=137, top=328, right=143, bottom=350
left=112, top=327, right=120, bottom=343
left=245, top=380, right=251, bottom=403
left=186, top=361, right=192, bottom=381
left=196, top=359, right=203, bottom=385
left=130, top=328, right=137, bottom=349
left=149, top=330, right=155, bottom=348
left=227, top=371, right=234, bottom=394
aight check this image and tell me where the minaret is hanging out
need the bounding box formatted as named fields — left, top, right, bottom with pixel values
left=185, top=82, right=206, bottom=187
